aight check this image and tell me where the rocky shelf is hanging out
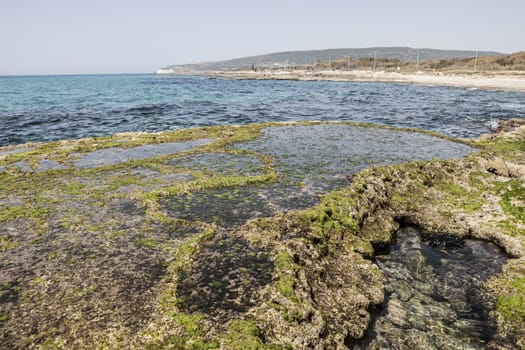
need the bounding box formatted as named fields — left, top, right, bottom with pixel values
left=0, top=121, right=524, bottom=349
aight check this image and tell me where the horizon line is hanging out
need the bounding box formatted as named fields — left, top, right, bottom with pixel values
left=0, top=72, right=153, bottom=78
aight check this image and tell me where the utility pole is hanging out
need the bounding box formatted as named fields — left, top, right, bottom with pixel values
left=328, top=55, right=331, bottom=70
left=416, top=48, right=420, bottom=72
left=347, top=56, right=350, bottom=71
left=373, top=51, right=377, bottom=71
left=474, top=51, right=478, bottom=72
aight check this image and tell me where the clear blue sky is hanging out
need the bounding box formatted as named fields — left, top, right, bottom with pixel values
left=1, top=0, right=523, bottom=75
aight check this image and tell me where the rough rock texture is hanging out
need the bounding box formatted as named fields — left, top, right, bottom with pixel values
left=0, top=121, right=524, bottom=349
left=493, top=118, right=525, bottom=134
left=239, top=215, right=384, bottom=348
left=484, top=156, right=510, bottom=177
left=342, top=124, right=525, bottom=348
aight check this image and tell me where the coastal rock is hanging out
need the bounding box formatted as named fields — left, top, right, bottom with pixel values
left=493, top=118, right=525, bottom=133
left=239, top=214, right=384, bottom=348
left=484, top=156, right=510, bottom=177
left=346, top=123, right=525, bottom=348
left=508, top=162, right=525, bottom=179
left=1, top=121, right=524, bottom=349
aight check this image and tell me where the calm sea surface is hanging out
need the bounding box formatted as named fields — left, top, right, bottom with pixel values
left=1, top=74, right=525, bottom=146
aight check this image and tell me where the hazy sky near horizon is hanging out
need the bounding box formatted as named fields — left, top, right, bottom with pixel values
left=1, top=0, right=524, bottom=75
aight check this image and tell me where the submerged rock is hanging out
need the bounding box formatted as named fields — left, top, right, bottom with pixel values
left=355, top=227, right=507, bottom=350
left=72, top=138, right=214, bottom=169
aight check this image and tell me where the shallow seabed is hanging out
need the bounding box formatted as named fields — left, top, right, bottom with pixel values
left=356, top=227, right=507, bottom=350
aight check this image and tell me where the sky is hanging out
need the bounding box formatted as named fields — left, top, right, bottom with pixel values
left=1, top=0, right=524, bottom=75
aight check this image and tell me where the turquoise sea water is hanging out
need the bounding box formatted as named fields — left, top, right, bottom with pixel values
left=1, top=74, right=525, bottom=146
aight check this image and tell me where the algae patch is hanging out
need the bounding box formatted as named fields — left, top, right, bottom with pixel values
left=176, top=235, right=274, bottom=319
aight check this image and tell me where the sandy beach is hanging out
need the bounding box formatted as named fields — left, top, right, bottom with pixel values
left=204, top=69, right=525, bottom=92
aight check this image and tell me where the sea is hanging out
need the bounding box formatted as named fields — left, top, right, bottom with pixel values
left=1, top=74, right=525, bottom=147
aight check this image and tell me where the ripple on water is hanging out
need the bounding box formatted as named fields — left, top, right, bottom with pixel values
left=1, top=75, right=525, bottom=146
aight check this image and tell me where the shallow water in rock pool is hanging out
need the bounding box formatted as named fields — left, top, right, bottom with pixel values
left=162, top=124, right=473, bottom=227
left=354, top=227, right=508, bottom=350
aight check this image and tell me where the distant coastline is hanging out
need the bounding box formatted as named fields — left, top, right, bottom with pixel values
left=158, top=69, right=525, bottom=92
left=156, top=47, right=525, bottom=92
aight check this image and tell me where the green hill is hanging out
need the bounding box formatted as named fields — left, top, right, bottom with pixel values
left=158, top=47, right=505, bottom=73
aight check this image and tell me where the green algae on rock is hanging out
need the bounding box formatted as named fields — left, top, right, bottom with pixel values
left=1, top=121, right=524, bottom=349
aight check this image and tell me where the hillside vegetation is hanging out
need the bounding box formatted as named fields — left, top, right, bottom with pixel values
left=320, top=52, right=525, bottom=73
left=422, top=51, right=525, bottom=71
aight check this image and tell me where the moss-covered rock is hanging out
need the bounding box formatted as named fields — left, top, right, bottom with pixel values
left=1, top=120, right=524, bottom=349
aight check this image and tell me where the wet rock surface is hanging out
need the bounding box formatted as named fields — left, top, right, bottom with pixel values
left=0, top=121, right=523, bottom=349
left=161, top=182, right=318, bottom=227
left=235, top=124, right=473, bottom=194
left=162, top=124, right=473, bottom=229
left=161, top=186, right=276, bottom=227
left=177, top=233, right=274, bottom=322
left=0, top=207, right=171, bottom=348
left=356, top=227, right=507, bottom=349
left=37, top=159, right=69, bottom=172
left=11, top=160, right=33, bottom=172
left=168, top=152, right=266, bottom=177
left=71, top=138, right=214, bottom=169
left=0, top=147, right=32, bottom=158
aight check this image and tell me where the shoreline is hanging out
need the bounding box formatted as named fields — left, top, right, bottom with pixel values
left=186, top=69, right=525, bottom=92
